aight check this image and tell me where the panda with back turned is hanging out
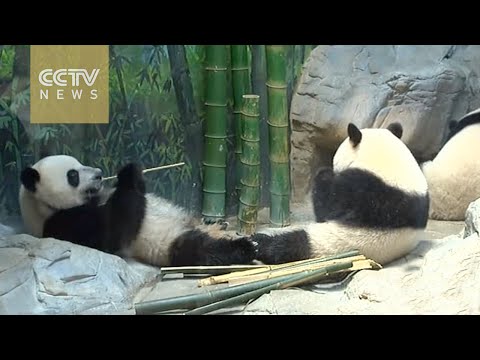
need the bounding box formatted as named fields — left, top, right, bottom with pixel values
left=18, top=155, right=257, bottom=267
left=421, top=107, right=480, bottom=221
left=251, top=122, right=430, bottom=266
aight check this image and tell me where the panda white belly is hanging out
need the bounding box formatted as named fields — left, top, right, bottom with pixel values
left=126, top=194, right=195, bottom=265
left=422, top=123, right=480, bottom=220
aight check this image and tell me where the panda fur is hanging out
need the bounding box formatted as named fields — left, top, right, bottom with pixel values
left=18, top=155, right=257, bottom=267
left=421, top=107, right=480, bottom=221
left=251, top=122, right=430, bottom=266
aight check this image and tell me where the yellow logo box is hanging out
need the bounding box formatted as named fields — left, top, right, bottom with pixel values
left=30, top=45, right=109, bottom=124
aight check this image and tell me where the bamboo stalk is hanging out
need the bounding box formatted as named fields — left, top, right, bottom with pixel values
left=102, top=162, right=185, bottom=181
left=231, top=45, right=251, bottom=199
left=237, top=95, right=261, bottom=235
left=265, top=45, right=291, bottom=227
left=185, top=261, right=353, bottom=315
left=160, top=264, right=269, bottom=276
left=202, top=45, right=229, bottom=222
left=198, top=250, right=361, bottom=287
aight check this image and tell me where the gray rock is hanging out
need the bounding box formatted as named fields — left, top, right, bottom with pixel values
left=0, top=234, right=159, bottom=315
left=0, top=223, right=15, bottom=237
left=290, top=45, right=480, bottom=201
left=464, top=198, right=480, bottom=238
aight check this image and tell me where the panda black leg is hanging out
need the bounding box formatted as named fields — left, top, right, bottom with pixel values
left=169, top=229, right=257, bottom=266
left=251, top=230, right=312, bottom=265
left=115, top=163, right=146, bottom=194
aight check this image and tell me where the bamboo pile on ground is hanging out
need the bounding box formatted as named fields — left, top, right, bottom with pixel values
left=134, top=250, right=381, bottom=315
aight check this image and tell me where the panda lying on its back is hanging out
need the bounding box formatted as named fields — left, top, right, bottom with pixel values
left=251, top=122, right=430, bottom=266
left=19, top=155, right=257, bottom=267
left=421, top=107, right=480, bottom=221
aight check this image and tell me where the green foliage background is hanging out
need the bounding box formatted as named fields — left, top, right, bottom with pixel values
left=0, top=45, right=313, bottom=220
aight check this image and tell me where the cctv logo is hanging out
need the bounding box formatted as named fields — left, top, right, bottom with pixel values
left=38, top=68, right=100, bottom=100
left=39, top=69, right=100, bottom=87
left=30, top=45, right=109, bottom=124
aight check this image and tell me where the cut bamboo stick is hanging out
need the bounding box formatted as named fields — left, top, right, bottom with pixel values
left=197, top=250, right=361, bottom=287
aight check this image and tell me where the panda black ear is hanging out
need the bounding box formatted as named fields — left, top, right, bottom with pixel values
left=347, top=123, right=362, bottom=147
left=387, top=122, right=403, bottom=139
left=20, top=167, right=40, bottom=192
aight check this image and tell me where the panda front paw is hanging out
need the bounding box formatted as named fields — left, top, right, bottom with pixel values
left=116, top=163, right=146, bottom=193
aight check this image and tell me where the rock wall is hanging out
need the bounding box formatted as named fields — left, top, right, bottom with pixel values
left=290, top=45, right=480, bottom=202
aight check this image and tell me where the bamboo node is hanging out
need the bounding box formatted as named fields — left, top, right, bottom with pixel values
left=240, top=111, right=260, bottom=118
left=204, top=134, right=228, bottom=140
left=205, top=66, right=228, bottom=71
left=266, top=121, right=289, bottom=128
left=202, top=163, right=227, bottom=168
left=266, top=82, right=288, bottom=89
left=204, top=102, right=228, bottom=107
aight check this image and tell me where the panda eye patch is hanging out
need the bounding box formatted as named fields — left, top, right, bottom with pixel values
left=67, top=170, right=79, bottom=187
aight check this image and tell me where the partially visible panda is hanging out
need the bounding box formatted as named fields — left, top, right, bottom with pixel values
left=421, top=107, right=480, bottom=221
left=251, top=122, right=430, bottom=266
left=18, top=155, right=257, bottom=267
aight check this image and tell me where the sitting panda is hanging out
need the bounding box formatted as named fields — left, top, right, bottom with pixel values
left=18, top=155, right=257, bottom=267
left=251, top=122, right=430, bottom=266
left=421, top=107, right=480, bottom=221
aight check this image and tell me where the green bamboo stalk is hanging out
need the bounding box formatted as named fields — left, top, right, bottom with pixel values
left=265, top=45, right=291, bottom=227
left=231, top=45, right=251, bottom=199
left=237, top=95, right=260, bottom=235
left=184, top=261, right=353, bottom=315
left=202, top=46, right=228, bottom=221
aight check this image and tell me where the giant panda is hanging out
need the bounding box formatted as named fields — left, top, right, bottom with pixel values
left=420, top=107, right=480, bottom=221
left=251, top=122, right=430, bottom=266
left=18, top=155, right=257, bottom=267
